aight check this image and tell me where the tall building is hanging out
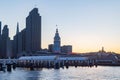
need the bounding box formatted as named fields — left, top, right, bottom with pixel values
left=6, top=37, right=12, bottom=58
left=61, top=45, right=72, bottom=54
left=1, top=25, right=9, bottom=58
left=26, top=8, right=41, bottom=53
left=21, top=29, right=26, bottom=52
left=0, top=22, right=12, bottom=58
left=18, top=32, right=22, bottom=53
left=13, top=8, right=42, bottom=57
left=0, top=21, right=1, bottom=35
left=0, top=21, right=2, bottom=57
left=53, top=28, right=61, bottom=53
left=13, top=23, right=27, bottom=57
left=13, top=23, right=19, bottom=57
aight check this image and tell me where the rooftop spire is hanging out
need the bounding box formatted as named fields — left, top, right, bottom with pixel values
left=56, top=28, right=58, bottom=33
left=56, top=25, right=58, bottom=33
left=16, top=22, right=19, bottom=34
left=34, top=4, right=37, bottom=8
left=54, top=27, right=60, bottom=41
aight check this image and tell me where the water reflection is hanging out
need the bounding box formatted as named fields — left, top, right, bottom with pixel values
left=0, top=66, right=120, bottom=80
left=25, top=71, right=40, bottom=80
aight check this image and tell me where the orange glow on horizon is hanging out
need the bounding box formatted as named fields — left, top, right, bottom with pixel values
left=72, top=48, right=120, bottom=54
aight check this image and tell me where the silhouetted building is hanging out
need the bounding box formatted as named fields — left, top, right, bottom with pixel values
left=11, top=40, right=14, bottom=58
left=6, top=38, right=12, bottom=58
left=61, top=45, right=72, bottom=54
left=0, top=21, right=2, bottom=57
left=48, top=44, right=54, bottom=52
left=0, top=21, right=1, bottom=35
left=13, top=8, right=42, bottom=57
left=21, top=29, right=26, bottom=52
left=26, top=8, right=41, bottom=53
left=99, top=47, right=106, bottom=53
left=53, top=28, right=61, bottom=53
left=18, top=29, right=26, bottom=53
left=18, top=32, right=22, bottom=53
left=1, top=25, right=11, bottom=58
left=13, top=23, right=19, bottom=57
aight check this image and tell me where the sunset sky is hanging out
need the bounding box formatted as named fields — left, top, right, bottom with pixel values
left=0, top=0, right=120, bottom=53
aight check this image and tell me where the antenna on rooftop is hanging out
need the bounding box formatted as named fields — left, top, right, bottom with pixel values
left=34, top=4, right=37, bottom=8
left=56, top=24, right=58, bottom=28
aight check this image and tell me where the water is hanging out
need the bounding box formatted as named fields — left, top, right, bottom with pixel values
left=0, top=66, right=120, bottom=80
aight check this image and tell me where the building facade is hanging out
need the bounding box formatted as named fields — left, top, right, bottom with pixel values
left=21, top=29, right=26, bottom=52
left=0, top=21, right=2, bottom=57
left=61, top=45, right=72, bottom=54
left=48, top=44, right=54, bottom=52
left=26, top=8, right=42, bottom=53
left=13, top=23, right=19, bottom=57
left=0, top=25, right=12, bottom=58
left=0, top=21, right=1, bottom=35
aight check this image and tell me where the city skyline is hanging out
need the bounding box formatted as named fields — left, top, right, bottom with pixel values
left=0, top=0, right=120, bottom=53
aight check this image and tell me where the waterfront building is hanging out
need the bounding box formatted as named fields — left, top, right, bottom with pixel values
left=48, top=44, right=54, bottom=52
left=26, top=8, right=42, bottom=53
left=61, top=45, right=72, bottom=54
left=53, top=28, right=61, bottom=53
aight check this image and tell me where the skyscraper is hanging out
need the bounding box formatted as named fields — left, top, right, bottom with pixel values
left=0, top=21, right=1, bottom=57
left=21, top=29, right=26, bottom=52
left=0, top=21, right=1, bottom=35
left=1, top=25, right=9, bottom=58
left=53, top=28, right=61, bottom=53
left=26, top=8, right=41, bottom=53
left=13, top=23, right=19, bottom=57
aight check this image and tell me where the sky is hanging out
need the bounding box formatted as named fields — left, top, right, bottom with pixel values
left=0, top=0, right=120, bottom=53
